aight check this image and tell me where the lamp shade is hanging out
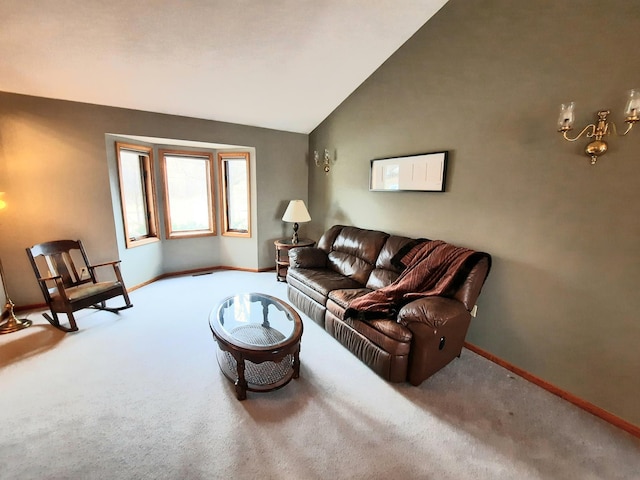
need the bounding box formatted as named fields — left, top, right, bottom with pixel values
left=282, top=200, right=311, bottom=223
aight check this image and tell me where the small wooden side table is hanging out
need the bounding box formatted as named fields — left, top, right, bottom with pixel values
left=274, top=238, right=314, bottom=282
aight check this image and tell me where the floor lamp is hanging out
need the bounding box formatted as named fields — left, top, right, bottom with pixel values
left=0, top=258, right=32, bottom=335
left=0, top=190, right=32, bottom=334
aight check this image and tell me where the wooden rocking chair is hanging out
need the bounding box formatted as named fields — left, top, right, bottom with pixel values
left=26, top=239, right=133, bottom=332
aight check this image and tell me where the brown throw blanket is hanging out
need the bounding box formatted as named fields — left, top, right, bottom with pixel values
left=345, top=240, right=490, bottom=320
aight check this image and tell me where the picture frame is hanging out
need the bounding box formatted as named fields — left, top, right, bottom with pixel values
left=369, top=151, right=448, bottom=192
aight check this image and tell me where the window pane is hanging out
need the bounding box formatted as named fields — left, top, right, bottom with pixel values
left=164, top=155, right=212, bottom=233
left=226, top=159, right=248, bottom=232
left=218, top=152, right=251, bottom=237
left=116, top=143, right=159, bottom=248
left=120, top=150, right=149, bottom=238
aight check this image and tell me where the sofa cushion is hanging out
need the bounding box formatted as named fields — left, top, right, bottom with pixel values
left=288, top=247, right=327, bottom=269
left=366, top=235, right=415, bottom=290
left=327, top=226, right=389, bottom=284
left=326, top=300, right=412, bottom=355
left=327, top=287, right=372, bottom=309
left=452, top=256, right=491, bottom=311
left=287, top=267, right=362, bottom=305
left=327, top=290, right=413, bottom=346
left=317, top=224, right=344, bottom=252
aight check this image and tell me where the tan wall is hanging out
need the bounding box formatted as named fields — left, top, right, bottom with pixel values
left=0, top=92, right=308, bottom=305
left=308, top=0, right=640, bottom=425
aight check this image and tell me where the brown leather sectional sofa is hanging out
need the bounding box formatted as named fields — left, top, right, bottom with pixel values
left=286, top=225, right=491, bottom=386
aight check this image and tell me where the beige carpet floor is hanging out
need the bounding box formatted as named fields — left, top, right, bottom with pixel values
left=1, top=270, right=638, bottom=479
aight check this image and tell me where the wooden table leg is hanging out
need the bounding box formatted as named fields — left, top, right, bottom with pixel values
left=293, top=346, right=301, bottom=379
left=235, top=356, right=248, bottom=400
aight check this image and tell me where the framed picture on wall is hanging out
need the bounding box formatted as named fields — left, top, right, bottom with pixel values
left=369, top=151, right=448, bottom=192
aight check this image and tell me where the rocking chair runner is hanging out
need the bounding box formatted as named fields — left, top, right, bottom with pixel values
left=26, top=239, right=133, bottom=332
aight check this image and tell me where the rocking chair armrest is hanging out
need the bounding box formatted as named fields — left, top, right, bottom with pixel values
left=89, top=260, right=122, bottom=269
left=89, top=260, right=126, bottom=285
left=37, top=274, right=63, bottom=283
left=37, top=275, right=70, bottom=301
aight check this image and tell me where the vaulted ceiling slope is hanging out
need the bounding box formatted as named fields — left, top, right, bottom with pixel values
left=0, top=0, right=448, bottom=134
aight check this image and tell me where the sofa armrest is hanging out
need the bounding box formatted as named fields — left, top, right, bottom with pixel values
left=289, top=247, right=328, bottom=269
left=397, top=296, right=469, bottom=330
left=398, top=296, right=473, bottom=386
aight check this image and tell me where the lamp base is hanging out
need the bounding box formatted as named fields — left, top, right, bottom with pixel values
left=0, top=301, right=32, bottom=335
left=291, top=222, right=299, bottom=244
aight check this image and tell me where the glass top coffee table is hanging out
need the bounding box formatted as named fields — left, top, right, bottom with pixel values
left=209, top=293, right=303, bottom=400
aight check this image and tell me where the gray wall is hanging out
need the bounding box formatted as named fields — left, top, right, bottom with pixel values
left=0, top=92, right=308, bottom=305
left=309, top=0, right=640, bottom=426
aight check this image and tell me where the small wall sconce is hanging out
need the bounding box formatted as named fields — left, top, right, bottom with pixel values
left=557, top=89, right=640, bottom=165
left=314, top=149, right=332, bottom=173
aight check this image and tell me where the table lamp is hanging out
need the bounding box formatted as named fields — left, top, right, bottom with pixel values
left=282, top=200, right=311, bottom=244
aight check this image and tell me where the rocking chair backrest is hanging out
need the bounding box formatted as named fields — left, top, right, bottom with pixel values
left=27, top=240, right=94, bottom=290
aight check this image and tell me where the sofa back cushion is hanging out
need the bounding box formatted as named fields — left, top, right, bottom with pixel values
left=317, top=225, right=344, bottom=252
left=452, top=256, right=491, bottom=310
left=318, top=225, right=490, bottom=305
left=366, top=235, right=414, bottom=290
left=325, top=226, right=389, bottom=285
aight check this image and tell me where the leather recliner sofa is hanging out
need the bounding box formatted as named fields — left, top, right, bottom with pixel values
left=286, top=225, right=491, bottom=386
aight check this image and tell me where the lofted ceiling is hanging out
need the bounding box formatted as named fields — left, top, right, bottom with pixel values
left=0, top=0, right=448, bottom=134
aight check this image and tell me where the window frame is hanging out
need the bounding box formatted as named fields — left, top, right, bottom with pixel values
left=115, top=142, right=160, bottom=248
left=218, top=151, right=251, bottom=238
left=159, top=149, right=216, bottom=239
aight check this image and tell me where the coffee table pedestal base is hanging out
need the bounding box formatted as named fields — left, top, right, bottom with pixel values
left=216, top=343, right=301, bottom=400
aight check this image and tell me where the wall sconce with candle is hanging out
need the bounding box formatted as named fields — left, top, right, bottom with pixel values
left=314, top=149, right=332, bottom=173
left=557, top=89, right=640, bottom=165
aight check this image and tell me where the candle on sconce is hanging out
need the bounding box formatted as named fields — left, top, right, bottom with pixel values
left=557, top=102, right=575, bottom=132
left=624, top=89, right=640, bottom=122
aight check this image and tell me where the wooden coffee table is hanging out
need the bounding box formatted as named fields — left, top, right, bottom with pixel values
left=209, top=293, right=303, bottom=400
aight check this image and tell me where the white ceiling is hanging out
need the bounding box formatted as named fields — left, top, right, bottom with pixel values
left=0, top=0, right=448, bottom=134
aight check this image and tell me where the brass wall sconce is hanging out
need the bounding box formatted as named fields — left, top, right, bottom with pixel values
left=557, top=89, right=640, bottom=165
left=314, top=149, right=332, bottom=173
